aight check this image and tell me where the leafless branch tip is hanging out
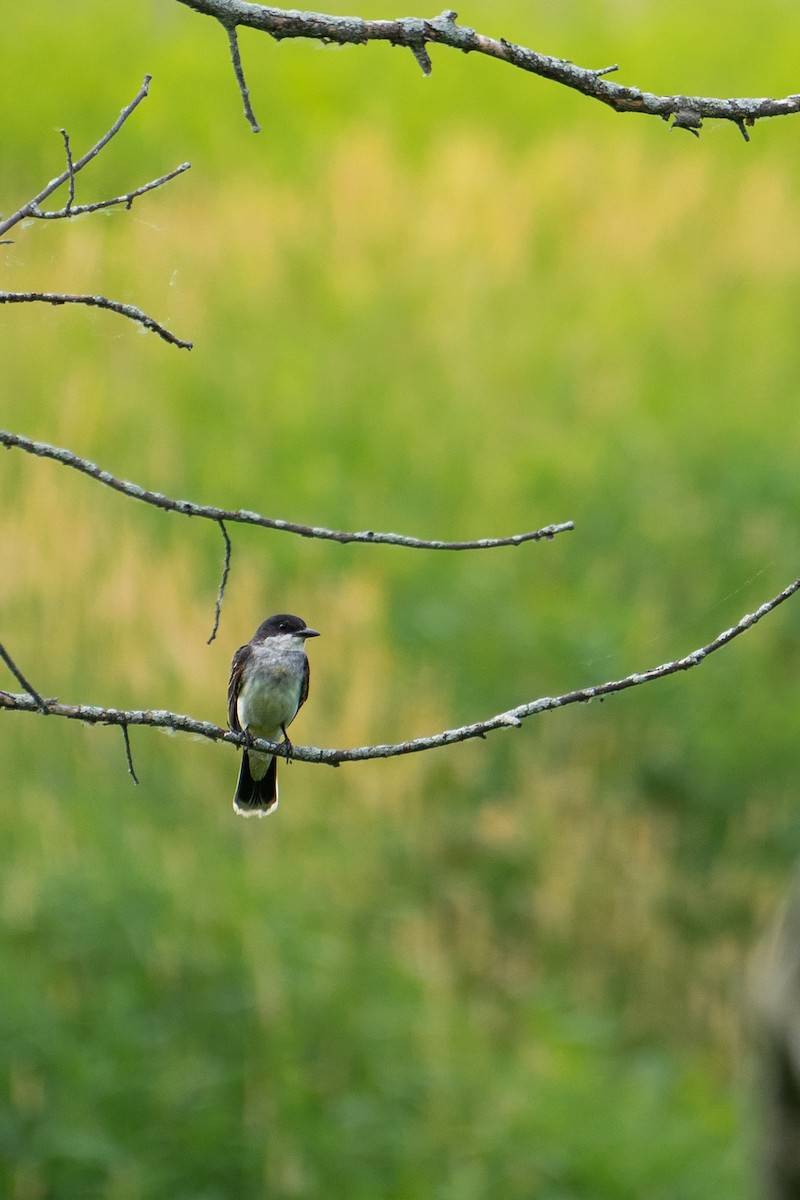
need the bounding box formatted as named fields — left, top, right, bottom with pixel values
left=0, top=293, right=192, bottom=350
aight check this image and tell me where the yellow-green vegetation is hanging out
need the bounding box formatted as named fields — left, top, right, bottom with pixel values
left=2, top=1, right=800, bottom=1196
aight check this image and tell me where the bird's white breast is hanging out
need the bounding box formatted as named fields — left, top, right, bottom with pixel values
left=236, top=638, right=305, bottom=740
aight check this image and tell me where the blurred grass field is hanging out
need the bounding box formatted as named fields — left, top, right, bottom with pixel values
left=2, top=1, right=800, bottom=1196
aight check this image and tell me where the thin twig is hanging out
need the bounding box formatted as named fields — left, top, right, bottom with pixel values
left=60, top=129, right=76, bottom=215
left=30, top=162, right=191, bottom=220
left=0, top=430, right=572, bottom=551
left=2, top=575, right=798, bottom=765
left=121, top=723, right=140, bottom=784
left=225, top=23, right=262, bottom=132
left=0, top=642, right=47, bottom=711
left=207, top=520, right=232, bottom=644
left=173, top=2, right=800, bottom=136
left=0, top=294, right=192, bottom=350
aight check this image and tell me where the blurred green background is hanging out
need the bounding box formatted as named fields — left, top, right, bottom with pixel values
left=2, top=1, right=800, bottom=1196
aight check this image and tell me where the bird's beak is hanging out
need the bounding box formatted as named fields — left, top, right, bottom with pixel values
left=303, top=628, right=320, bottom=639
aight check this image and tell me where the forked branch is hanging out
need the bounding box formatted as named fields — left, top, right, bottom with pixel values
left=0, top=430, right=573, bottom=552
left=174, top=2, right=800, bottom=140
left=0, top=76, right=192, bottom=349
left=0, top=76, right=186, bottom=238
left=1, top=428, right=573, bottom=645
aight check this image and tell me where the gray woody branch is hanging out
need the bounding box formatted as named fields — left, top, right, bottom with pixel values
left=0, top=294, right=191, bottom=350
left=2, top=575, right=799, bottom=768
left=0, top=430, right=573, bottom=552
left=0, top=76, right=192, bottom=348
left=174, top=2, right=800, bottom=140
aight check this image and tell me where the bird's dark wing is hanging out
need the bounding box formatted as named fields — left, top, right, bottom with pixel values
left=227, top=643, right=252, bottom=731
left=298, top=655, right=311, bottom=711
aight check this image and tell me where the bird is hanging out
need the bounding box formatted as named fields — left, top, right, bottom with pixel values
left=227, top=613, right=319, bottom=817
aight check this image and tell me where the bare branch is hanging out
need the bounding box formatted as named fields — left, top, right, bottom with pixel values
left=173, top=2, right=800, bottom=136
left=0, top=430, right=572, bottom=551
left=0, top=79, right=191, bottom=348
left=0, top=294, right=192, bottom=350
left=3, top=575, right=798, bottom=766
left=0, top=76, right=155, bottom=239
left=30, top=162, right=191, bottom=221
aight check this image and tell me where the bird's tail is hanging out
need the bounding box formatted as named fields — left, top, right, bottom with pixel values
left=233, top=752, right=278, bottom=817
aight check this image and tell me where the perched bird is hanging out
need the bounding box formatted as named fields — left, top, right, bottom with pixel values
left=227, top=613, right=319, bottom=817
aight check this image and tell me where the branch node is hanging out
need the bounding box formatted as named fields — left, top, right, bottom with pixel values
left=671, top=108, right=703, bottom=136
left=497, top=713, right=523, bottom=728
left=410, top=42, right=433, bottom=76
